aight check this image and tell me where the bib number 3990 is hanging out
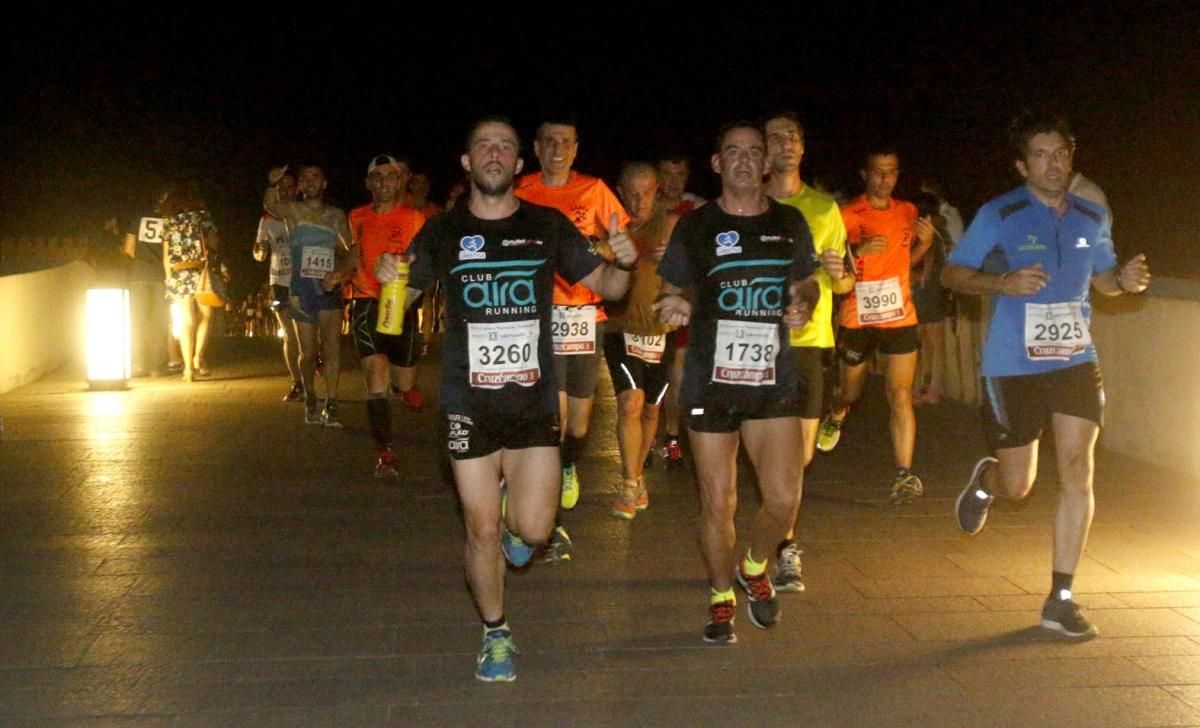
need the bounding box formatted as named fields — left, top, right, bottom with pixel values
left=855, top=277, right=905, bottom=325
left=468, top=319, right=540, bottom=388
left=1024, top=302, right=1091, bottom=361
left=712, top=320, right=778, bottom=386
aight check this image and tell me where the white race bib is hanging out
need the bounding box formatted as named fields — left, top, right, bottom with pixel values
left=1024, top=302, right=1091, bottom=361
left=270, top=245, right=292, bottom=285
left=551, top=305, right=597, bottom=355
left=623, top=332, right=666, bottom=364
left=137, top=217, right=165, bottom=245
left=855, top=277, right=905, bottom=325
left=468, top=320, right=541, bottom=388
left=300, top=246, right=335, bottom=279
left=712, top=320, right=778, bottom=386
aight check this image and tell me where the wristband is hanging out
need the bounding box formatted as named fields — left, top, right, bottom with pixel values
left=615, top=259, right=637, bottom=272
left=1115, top=272, right=1130, bottom=294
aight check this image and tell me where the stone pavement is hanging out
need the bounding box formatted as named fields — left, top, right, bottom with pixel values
left=4, top=337, right=1200, bottom=727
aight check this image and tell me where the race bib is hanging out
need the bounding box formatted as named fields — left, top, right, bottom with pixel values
left=623, top=332, right=666, bottom=364
left=468, top=319, right=540, bottom=388
left=712, top=320, right=778, bottom=386
left=551, top=305, right=596, bottom=355
left=855, top=277, right=905, bottom=325
left=300, top=246, right=335, bottom=279
left=137, top=217, right=165, bottom=245
left=1024, top=302, right=1091, bottom=361
left=270, top=245, right=292, bottom=284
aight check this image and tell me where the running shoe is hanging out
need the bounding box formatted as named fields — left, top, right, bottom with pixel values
left=282, top=382, right=304, bottom=402
left=399, top=387, right=424, bottom=412
left=955, top=457, right=998, bottom=535
left=321, top=400, right=343, bottom=429
left=374, top=447, right=399, bottom=479
left=735, top=565, right=780, bottom=629
left=304, top=401, right=322, bottom=425
left=500, top=522, right=534, bottom=567
left=610, top=483, right=641, bottom=520
left=1041, top=596, right=1099, bottom=640
left=475, top=628, right=519, bottom=682
left=890, top=471, right=924, bottom=504
left=703, top=600, right=738, bottom=645
left=815, top=415, right=843, bottom=453
left=774, top=543, right=805, bottom=593
left=663, top=437, right=683, bottom=468
left=539, top=525, right=573, bottom=563
left=636, top=481, right=649, bottom=512
left=560, top=465, right=580, bottom=510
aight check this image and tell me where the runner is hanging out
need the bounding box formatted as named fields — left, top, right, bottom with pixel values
left=606, top=162, right=678, bottom=518
left=376, top=117, right=636, bottom=681
left=514, top=116, right=630, bottom=560
left=654, top=122, right=819, bottom=644
left=347, top=154, right=426, bottom=477
left=252, top=167, right=304, bottom=401
left=943, top=111, right=1149, bottom=639
left=763, top=112, right=854, bottom=591
left=656, top=154, right=705, bottom=465
left=264, top=164, right=354, bottom=427
left=815, top=146, right=934, bottom=503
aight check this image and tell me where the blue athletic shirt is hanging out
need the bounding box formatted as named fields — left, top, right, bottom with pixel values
left=947, top=186, right=1117, bottom=377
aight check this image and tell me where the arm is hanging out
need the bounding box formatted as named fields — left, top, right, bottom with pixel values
left=909, top=216, right=934, bottom=267
left=1091, top=254, right=1150, bottom=297
left=252, top=218, right=270, bottom=262
left=122, top=233, right=137, bottom=259
left=579, top=212, right=637, bottom=300
left=941, top=262, right=1048, bottom=296
left=651, top=281, right=692, bottom=328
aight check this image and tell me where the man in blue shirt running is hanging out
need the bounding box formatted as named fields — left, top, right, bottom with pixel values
left=942, top=111, right=1150, bottom=640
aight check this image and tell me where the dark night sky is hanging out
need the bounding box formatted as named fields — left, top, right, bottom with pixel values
left=3, top=4, right=1197, bottom=289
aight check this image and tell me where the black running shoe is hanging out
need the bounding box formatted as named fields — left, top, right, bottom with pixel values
left=703, top=600, right=737, bottom=645
left=1041, top=596, right=1099, bottom=640
left=955, top=457, right=998, bottom=535
left=735, top=565, right=780, bottom=629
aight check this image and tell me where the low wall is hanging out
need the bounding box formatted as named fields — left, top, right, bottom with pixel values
left=1091, top=278, right=1200, bottom=480
left=0, top=261, right=92, bottom=394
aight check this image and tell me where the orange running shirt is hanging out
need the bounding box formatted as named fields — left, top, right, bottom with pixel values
left=515, top=171, right=630, bottom=317
left=348, top=203, right=426, bottom=299
left=839, top=195, right=918, bottom=329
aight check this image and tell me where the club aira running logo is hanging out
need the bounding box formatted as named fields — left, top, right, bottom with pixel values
left=715, top=230, right=742, bottom=257
left=459, top=235, right=486, bottom=261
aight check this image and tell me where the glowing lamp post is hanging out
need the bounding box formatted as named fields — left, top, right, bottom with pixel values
left=86, top=288, right=131, bottom=390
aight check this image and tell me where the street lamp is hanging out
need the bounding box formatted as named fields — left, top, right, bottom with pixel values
left=86, top=288, right=131, bottom=390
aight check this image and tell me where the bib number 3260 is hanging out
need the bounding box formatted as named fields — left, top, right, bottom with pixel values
left=468, top=319, right=540, bottom=388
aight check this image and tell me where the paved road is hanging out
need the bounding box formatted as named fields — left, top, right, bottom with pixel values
left=3, top=337, right=1200, bottom=727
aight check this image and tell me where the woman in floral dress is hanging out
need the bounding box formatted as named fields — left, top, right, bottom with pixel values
left=161, top=182, right=220, bottom=382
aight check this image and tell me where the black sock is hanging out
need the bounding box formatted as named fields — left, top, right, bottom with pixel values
left=777, top=538, right=797, bottom=556
left=561, top=435, right=582, bottom=468
left=483, top=615, right=507, bottom=630
left=1051, top=572, right=1074, bottom=600
left=366, top=395, right=391, bottom=448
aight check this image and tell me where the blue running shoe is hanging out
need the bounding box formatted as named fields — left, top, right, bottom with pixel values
left=500, top=522, right=534, bottom=567
left=475, top=629, right=519, bottom=682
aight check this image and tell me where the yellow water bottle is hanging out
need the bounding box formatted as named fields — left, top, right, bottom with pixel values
left=376, top=262, right=409, bottom=335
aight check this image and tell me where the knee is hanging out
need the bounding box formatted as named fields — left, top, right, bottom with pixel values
left=465, top=518, right=501, bottom=551
left=1059, top=451, right=1095, bottom=497
left=996, top=467, right=1035, bottom=501
left=699, top=484, right=737, bottom=522
left=618, top=393, right=644, bottom=419
left=886, top=384, right=913, bottom=409
left=510, top=513, right=553, bottom=546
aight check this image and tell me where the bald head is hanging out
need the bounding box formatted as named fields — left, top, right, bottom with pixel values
left=617, top=161, right=659, bottom=223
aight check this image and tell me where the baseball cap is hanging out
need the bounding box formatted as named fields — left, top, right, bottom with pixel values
left=368, top=154, right=401, bottom=175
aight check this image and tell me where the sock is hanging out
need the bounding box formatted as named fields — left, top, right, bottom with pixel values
left=897, top=467, right=911, bottom=477
left=561, top=435, right=582, bottom=469
left=1051, top=571, right=1074, bottom=601
left=741, top=549, right=768, bottom=577
left=777, top=538, right=797, bottom=557
left=710, top=587, right=736, bottom=605
left=366, top=395, right=391, bottom=448
left=483, top=616, right=508, bottom=632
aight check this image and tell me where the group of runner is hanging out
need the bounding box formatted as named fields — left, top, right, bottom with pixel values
left=255, top=109, right=1150, bottom=681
